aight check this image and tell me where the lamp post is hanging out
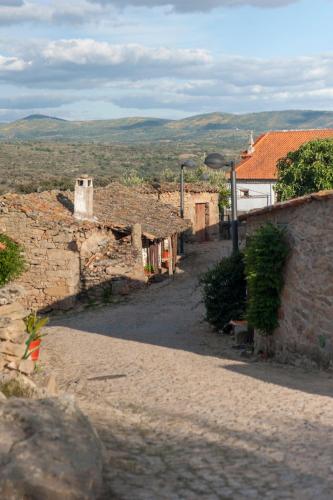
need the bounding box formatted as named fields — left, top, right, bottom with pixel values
left=204, top=153, right=239, bottom=254
left=180, top=159, right=196, bottom=254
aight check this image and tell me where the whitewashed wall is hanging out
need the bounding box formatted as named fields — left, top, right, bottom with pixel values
left=229, top=181, right=277, bottom=213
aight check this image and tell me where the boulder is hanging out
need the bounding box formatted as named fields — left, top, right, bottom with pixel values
left=0, top=395, right=104, bottom=499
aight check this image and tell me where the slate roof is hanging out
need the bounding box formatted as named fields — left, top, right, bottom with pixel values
left=0, top=183, right=191, bottom=240
left=140, top=182, right=220, bottom=194
left=236, top=130, right=333, bottom=181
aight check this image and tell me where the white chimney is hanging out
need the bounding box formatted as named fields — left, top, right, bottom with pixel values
left=247, top=131, right=255, bottom=155
left=74, top=175, right=94, bottom=220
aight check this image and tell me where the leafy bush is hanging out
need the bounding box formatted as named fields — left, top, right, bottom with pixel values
left=200, top=252, right=246, bottom=330
left=275, top=139, right=333, bottom=201
left=245, top=223, right=289, bottom=336
left=0, top=234, right=25, bottom=287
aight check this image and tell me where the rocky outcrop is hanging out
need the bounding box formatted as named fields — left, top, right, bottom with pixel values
left=0, top=395, right=104, bottom=500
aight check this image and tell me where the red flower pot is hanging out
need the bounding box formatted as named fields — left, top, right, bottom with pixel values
left=28, top=339, right=41, bottom=361
left=162, top=250, right=169, bottom=260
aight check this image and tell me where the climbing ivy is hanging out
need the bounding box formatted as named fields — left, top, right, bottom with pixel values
left=0, top=234, right=26, bottom=287
left=245, top=223, right=289, bottom=336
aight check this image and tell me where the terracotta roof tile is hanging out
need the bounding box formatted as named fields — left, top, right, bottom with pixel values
left=236, top=130, right=333, bottom=180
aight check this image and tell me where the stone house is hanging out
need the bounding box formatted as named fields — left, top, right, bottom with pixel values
left=141, top=183, right=220, bottom=242
left=241, top=190, right=333, bottom=366
left=0, top=177, right=190, bottom=311
left=235, top=129, right=333, bottom=213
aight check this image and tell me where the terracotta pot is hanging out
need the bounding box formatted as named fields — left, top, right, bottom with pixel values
left=28, top=339, right=41, bottom=361
left=162, top=250, right=169, bottom=260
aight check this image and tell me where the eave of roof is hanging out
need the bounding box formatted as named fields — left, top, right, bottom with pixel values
left=239, top=190, right=333, bottom=221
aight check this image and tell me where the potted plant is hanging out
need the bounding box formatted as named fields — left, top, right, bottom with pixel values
left=23, top=312, right=49, bottom=362
left=144, top=264, right=154, bottom=276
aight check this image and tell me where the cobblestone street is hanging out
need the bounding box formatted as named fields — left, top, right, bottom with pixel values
left=44, top=242, right=333, bottom=499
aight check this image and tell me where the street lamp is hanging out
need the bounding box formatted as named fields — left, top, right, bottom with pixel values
left=180, top=159, right=196, bottom=254
left=204, top=153, right=239, bottom=254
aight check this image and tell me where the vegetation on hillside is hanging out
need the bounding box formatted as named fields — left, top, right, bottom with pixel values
left=0, top=141, right=233, bottom=196
left=276, top=139, right=333, bottom=201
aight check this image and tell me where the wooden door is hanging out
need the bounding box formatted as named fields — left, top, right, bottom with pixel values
left=195, top=203, right=207, bottom=242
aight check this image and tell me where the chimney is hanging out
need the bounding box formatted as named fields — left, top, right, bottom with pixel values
left=247, top=131, right=255, bottom=155
left=74, top=175, right=94, bottom=220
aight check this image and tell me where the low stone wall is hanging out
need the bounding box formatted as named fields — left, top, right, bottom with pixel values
left=245, top=193, right=333, bottom=367
left=0, top=285, right=35, bottom=376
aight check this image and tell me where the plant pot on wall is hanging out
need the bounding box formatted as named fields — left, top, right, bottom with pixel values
left=28, top=339, right=41, bottom=361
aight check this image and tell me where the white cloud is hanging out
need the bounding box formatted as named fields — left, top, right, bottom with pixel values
left=2, top=39, right=333, bottom=115
left=0, top=54, right=29, bottom=72
left=89, top=0, right=298, bottom=12
left=0, top=0, right=108, bottom=25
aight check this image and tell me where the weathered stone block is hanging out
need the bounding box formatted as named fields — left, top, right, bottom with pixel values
left=0, top=342, right=25, bottom=358
left=0, top=303, right=29, bottom=321
left=0, top=396, right=103, bottom=500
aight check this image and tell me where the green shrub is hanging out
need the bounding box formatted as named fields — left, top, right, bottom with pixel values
left=0, top=234, right=25, bottom=287
left=245, top=223, right=289, bottom=336
left=200, top=252, right=246, bottom=330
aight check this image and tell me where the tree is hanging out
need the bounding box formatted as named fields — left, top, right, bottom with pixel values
left=275, top=139, right=333, bottom=201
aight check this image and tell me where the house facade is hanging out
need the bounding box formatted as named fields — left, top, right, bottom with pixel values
left=0, top=177, right=190, bottom=311
left=235, top=129, right=333, bottom=213
left=142, top=182, right=220, bottom=242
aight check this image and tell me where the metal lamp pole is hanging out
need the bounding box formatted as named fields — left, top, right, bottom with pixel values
left=204, top=153, right=239, bottom=254
left=229, top=160, right=239, bottom=254
left=179, top=159, right=196, bottom=255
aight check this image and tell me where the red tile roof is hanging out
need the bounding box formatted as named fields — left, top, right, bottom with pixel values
left=236, top=130, right=333, bottom=180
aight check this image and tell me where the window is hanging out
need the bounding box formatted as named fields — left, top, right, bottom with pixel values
left=240, top=189, right=250, bottom=198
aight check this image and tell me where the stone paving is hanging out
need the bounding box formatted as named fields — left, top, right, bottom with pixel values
left=43, top=242, right=333, bottom=499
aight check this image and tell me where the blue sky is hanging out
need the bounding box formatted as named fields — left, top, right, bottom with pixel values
left=0, top=0, right=332, bottom=121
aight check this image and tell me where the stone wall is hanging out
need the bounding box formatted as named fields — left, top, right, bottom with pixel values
left=245, top=194, right=333, bottom=367
left=155, top=191, right=220, bottom=241
left=0, top=285, right=35, bottom=376
left=0, top=206, right=144, bottom=310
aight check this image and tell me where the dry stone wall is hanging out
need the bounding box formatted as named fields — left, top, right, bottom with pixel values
left=0, top=205, right=145, bottom=311
left=246, top=195, right=333, bottom=367
left=0, top=285, right=35, bottom=377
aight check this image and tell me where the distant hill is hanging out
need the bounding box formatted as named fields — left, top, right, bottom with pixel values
left=1, top=110, right=333, bottom=143
left=22, top=114, right=67, bottom=122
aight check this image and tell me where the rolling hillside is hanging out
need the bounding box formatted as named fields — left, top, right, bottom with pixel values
left=1, top=110, right=333, bottom=143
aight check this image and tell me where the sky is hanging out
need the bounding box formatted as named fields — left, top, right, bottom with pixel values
left=0, top=0, right=333, bottom=121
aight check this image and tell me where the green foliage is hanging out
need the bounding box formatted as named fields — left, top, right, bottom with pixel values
left=121, top=169, right=145, bottom=186
left=276, top=139, right=333, bottom=201
left=144, top=264, right=154, bottom=274
left=23, top=312, right=49, bottom=360
left=0, top=379, right=34, bottom=398
left=245, top=223, right=289, bottom=336
left=0, top=234, right=25, bottom=287
left=200, top=252, right=246, bottom=330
